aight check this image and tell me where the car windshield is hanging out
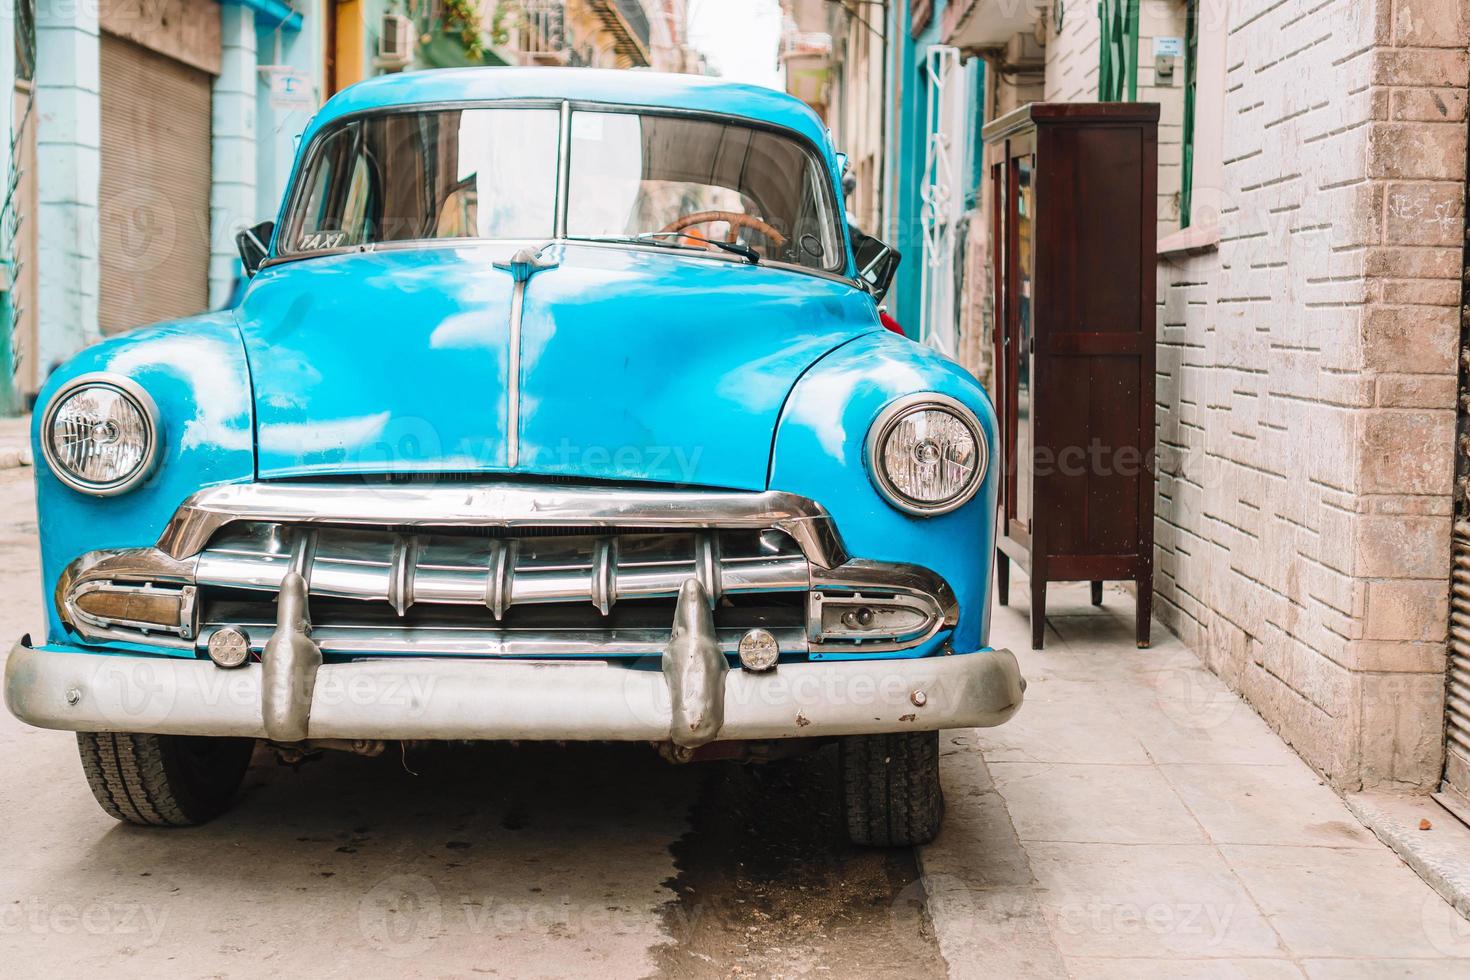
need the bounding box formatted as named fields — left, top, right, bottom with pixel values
left=565, top=111, right=842, bottom=271
left=280, top=106, right=845, bottom=273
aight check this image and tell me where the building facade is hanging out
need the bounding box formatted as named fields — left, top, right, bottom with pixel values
left=0, top=0, right=692, bottom=414
left=0, top=0, right=323, bottom=412
left=322, top=0, right=673, bottom=95
left=784, top=0, right=990, bottom=361
left=1029, top=0, right=1469, bottom=799
left=811, top=0, right=1470, bottom=801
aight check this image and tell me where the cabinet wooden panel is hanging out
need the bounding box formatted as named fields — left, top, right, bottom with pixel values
left=982, top=102, right=1159, bottom=650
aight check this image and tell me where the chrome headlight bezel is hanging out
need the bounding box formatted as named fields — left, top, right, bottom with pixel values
left=865, top=393, right=987, bottom=517
left=40, top=373, right=161, bottom=497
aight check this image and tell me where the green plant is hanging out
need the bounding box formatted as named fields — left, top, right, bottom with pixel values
left=489, top=0, right=512, bottom=47
left=441, top=0, right=486, bottom=59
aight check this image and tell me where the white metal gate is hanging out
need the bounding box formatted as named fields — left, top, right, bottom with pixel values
left=1442, top=522, right=1470, bottom=815
left=5, top=79, right=36, bottom=398
left=919, top=45, right=966, bottom=356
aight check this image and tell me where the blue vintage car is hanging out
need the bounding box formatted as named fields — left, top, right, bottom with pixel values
left=4, top=68, right=1022, bottom=846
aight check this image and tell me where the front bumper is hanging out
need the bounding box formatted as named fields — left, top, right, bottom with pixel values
left=19, top=481, right=1023, bottom=744
left=4, top=637, right=1024, bottom=745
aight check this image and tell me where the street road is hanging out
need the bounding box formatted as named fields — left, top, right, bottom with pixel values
left=0, top=468, right=946, bottom=978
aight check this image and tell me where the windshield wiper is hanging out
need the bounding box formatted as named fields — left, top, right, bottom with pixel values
left=635, top=232, right=761, bottom=265
left=572, top=233, right=761, bottom=266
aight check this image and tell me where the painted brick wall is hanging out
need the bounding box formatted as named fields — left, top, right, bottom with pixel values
left=35, top=3, right=101, bottom=377
left=1045, top=0, right=1187, bottom=240
left=1040, top=0, right=1468, bottom=790
left=1044, top=0, right=1099, bottom=102
left=209, top=4, right=258, bottom=309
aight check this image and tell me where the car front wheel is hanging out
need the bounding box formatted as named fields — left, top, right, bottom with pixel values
left=839, top=730, right=944, bottom=847
left=77, top=732, right=255, bottom=826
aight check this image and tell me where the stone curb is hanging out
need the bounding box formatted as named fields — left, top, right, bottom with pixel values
left=0, top=413, right=31, bottom=470
left=1346, top=791, right=1470, bottom=922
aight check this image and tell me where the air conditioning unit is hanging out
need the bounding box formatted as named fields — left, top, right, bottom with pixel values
left=378, top=13, right=415, bottom=67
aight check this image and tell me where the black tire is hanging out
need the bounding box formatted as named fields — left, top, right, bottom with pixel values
left=76, top=732, right=254, bottom=826
left=839, top=730, right=944, bottom=847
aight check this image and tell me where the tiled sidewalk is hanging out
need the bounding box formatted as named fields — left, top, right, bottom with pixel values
left=921, top=574, right=1470, bottom=979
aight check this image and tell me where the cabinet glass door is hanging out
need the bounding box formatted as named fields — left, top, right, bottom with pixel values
left=991, top=160, right=1014, bottom=523
left=1012, top=152, right=1035, bottom=529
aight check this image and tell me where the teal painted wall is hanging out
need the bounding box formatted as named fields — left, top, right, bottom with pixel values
left=888, top=2, right=934, bottom=334
left=885, top=1, right=988, bottom=342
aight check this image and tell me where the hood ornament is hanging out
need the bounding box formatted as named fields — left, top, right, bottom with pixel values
left=495, top=243, right=560, bottom=283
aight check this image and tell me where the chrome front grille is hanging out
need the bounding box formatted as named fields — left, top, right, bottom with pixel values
left=195, top=523, right=809, bottom=619
left=58, top=483, right=957, bottom=659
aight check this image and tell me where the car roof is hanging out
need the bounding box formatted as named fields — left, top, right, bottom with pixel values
left=305, top=67, right=834, bottom=154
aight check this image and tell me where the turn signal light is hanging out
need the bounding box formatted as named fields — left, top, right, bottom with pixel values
left=70, top=583, right=196, bottom=639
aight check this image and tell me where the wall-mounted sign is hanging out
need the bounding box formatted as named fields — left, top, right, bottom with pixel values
left=266, top=67, right=315, bottom=110
left=1154, top=36, right=1183, bottom=57
left=1153, top=36, right=1182, bottom=86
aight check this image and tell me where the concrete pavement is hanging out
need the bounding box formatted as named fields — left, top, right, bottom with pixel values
left=923, top=577, right=1470, bottom=978
left=0, top=467, right=941, bottom=978
left=3, top=464, right=1470, bottom=977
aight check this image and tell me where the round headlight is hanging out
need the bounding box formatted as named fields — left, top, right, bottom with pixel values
left=41, top=374, right=160, bottom=496
left=866, top=394, right=986, bottom=516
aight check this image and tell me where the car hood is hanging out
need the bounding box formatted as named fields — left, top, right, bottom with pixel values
left=234, top=243, right=879, bottom=490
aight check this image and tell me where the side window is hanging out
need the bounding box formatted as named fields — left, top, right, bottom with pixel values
left=339, top=152, right=379, bottom=244
left=291, top=125, right=363, bottom=252
left=296, top=141, right=335, bottom=237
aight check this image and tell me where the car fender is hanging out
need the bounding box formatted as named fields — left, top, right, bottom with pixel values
left=769, top=330, right=1000, bottom=653
left=31, top=314, right=256, bottom=648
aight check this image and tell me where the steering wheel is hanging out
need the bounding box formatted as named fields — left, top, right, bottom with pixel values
left=659, top=210, right=788, bottom=251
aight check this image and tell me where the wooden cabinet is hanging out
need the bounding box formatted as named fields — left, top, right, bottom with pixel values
left=982, top=102, right=1159, bottom=650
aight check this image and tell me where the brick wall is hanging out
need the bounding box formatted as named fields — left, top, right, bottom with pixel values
left=1045, top=0, right=1187, bottom=240
left=1044, top=0, right=1098, bottom=101
left=1041, top=0, right=1468, bottom=791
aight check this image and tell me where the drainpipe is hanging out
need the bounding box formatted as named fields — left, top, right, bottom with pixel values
left=0, top=2, right=16, bottom=413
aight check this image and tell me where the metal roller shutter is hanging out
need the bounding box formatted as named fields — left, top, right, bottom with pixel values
left=99, top=33, right=212, bottom=335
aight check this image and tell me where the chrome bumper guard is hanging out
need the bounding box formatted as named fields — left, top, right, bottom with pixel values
left=6, top=576, right=1024, bottom=745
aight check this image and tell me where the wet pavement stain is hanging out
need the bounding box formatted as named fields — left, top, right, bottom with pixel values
left=651, top=744, right=948, bottom=979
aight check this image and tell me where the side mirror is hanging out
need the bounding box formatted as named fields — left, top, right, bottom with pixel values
left=236, top=220, right=274, bottom=277
left=852, top=229, right=900, bottom=303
